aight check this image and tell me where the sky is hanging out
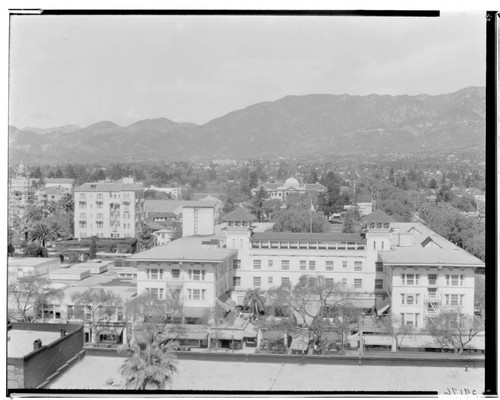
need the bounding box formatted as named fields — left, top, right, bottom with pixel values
left=9, top=12, right=486, bottom=129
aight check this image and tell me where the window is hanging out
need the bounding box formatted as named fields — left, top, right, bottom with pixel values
left=406, top=295, right=414, bottom=305
left=96, top=201, right=103, bottom=209
left=342, top=278, right=348, bottom=286
left=375, top=279, right=383, bottom=289
left=406, top=274, right=415, bottom=285
left=268, top=277, right=273, bottom=285
left=354, top=261, right=362, bottom=271
left=325, top=278, right=334, bottom=287
left=233, top=260, right=241, bottom=270
left=342, top=261, right=348, bottom=268
left=151, top=288, right=158, bottom=298
left=233, top=276, right=241, bottom=286
left=79, top=193, right=86, bottom=200
left=428, top=288, right=437, bottom=298
left=268, top=259, right=273, bottom=268
left=281, top=277, right=290, bottom=287
left=309, top=261, right=316, bottom=271
left=253, top=277, right=261, bottom=288
left=253, top=260, right=262, bottom=270
left=428, top=274, right=437, bottom=285
left=80, top=213, right=86, bottom=219
left=79, top=201, right=87, bottom=209
left=281, top=260, right=290, bottom=270
left=97, top=193, right=103, bottom=199
left=326, top=261, right=334, bottom=271
left=460, top=275, right=465, bottom=286
left=193, top=289, right=201, bottom=300
left=450, top=294, right=459, bottom=305
left=97, top=221, right=103, bottom=229
left=191, top=270, right=205, bottom=281
left=451, top=275, right=459, bottom=286
left=172, top=269, right=180, bottom=279
left=354, top=279, right=362, bottom=289
left=159, top=288, right=164, bottom=299
left=300, top=260, right=306, bottom=271
left=375, top=262, right=383, bottom=272
left=150, top=269, right=158, bottom=280
left=187, top=289, right=192, bottom=300
left=202, top=289, right=206, bottom=301
left=446, top=274, right=460, bottom=286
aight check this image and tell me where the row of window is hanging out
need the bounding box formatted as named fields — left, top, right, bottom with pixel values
left=78, top=193, right=132, bottom=200
left=246, top=276, right=366, bottom=289
left=243, top=259, right=364, bottom=271
left=250, top=241, right=366, bottom=251
left=43, top=305, right=124, bottom=321
left=401, top=274, right=465, bottom=286
left=146, top=268, right=206, bottom=281
left=79, top=212, right=131, bottom=218
left=187, top=288, right=206, bottom=301
left=78, top=221, right=133, bottom=229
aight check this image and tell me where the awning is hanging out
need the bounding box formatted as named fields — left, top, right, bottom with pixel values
left=377, top=303, right=391, bottom=316
left=98, top=327, right=124, bottom=336
left=243, top=324, right=258, bottom=338
left=209, top=329, right=244, bottom=340
left=183, top=307, right=210, bottom=319
left=262, top=330, right=285, bottom=340
left=164, top=331, right=208, bottom=341
left=290, top=335, right=309, bottom=351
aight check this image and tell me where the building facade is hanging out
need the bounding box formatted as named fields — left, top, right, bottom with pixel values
left=73, top=178, right=145, bottom=239
left=252, top=177, right=326, bottom=202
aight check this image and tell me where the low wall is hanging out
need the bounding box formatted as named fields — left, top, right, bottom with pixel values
left=82, top=347, right=484, bottom=368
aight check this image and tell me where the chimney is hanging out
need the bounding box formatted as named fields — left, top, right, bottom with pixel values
left=33, top=339, right=42, bottom=351
left=60, top=329, right=66, bottom=338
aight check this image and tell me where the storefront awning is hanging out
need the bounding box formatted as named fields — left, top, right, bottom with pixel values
left=262, top=330, right=285, bottom=340
left=164, top=330, right=208, bottom=341
left=243, top=324, right=258, bottom=338
left=377, top=303, right=391, bottom=316
left=209, top=329, right=244, bottom=340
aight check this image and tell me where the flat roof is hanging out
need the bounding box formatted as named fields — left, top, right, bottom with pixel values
left=379, top=247, right=484, bottom=267
left=8, top=257, right=60, bottom=267
left=129, top=236, right=237, bottom=262
left=145, top=200, right=217, bottom=214
left=8, top=330, right=61, bottom=358
left=75, top=182, right=143, bottom=192
left=252, top=232, right=364, bottom=242
left=46, top=355, right=484, bottom=392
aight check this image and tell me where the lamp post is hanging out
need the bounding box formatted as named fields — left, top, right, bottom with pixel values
left=358, top=312, right=365, bottom=365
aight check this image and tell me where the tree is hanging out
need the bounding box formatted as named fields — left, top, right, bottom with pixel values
left=272, top=208, right=329, bottom=233
left=249, top=171, right=259, bottom=189
left=452, top=195, right=477, bottom=212
left=71, top=288, right=123, bottom=343
left=30, top=222, right=59, bottom=247
left=23, top=242, right=48, bottom=257
left=427, top=310, right=484, bottom=354
left=243, top=289, right=265, bottom=321
left=317, top=186, right=350, bottom=218
left=57, top=193, right=74, bottom=213
left=267, top=274, right=359, bottom=354
left=342, top=209, right=356, bottom=233
left=120, top=329, right=178, bottom=390
left=126, top=290, right=183, bottom=326
left=250, top=187, right=268, bottom=222
left=138, top=226, right=156, bottom=251
left=89, top=236, right=97, bottom=259
left=428, top=178, right=437, bottom=189
left=8, top=275, right=62, bottom=322
left=378, top=313, right=413, bottom=352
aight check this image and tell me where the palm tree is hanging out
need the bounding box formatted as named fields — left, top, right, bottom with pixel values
left=120, top=329, right=178, bottom=390
left=30, top=223, right=58, bottom=247
left=243, top=288, right=265, bottom=321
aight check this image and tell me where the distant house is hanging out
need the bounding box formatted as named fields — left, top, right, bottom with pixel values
left=45, top=178, right=75, bottom=193
left=251, top=177, right=326, bottom=202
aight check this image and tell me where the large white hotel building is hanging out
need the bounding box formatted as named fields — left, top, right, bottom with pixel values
left=131, top=206, right=483, bottom=329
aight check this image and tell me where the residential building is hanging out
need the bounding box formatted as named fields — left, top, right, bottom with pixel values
left=131, top=235, right=238, bottom=324
left=252, top=176, right=326, bottom=202
left=147, top=185, right=182, bottom=199
left=8, top=164, right=36, bottom=226
left=73, top=178, right=145, bottom=239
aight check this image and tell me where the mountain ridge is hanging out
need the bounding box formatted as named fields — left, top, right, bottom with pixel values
left=9, top=86, right=485, bottom=164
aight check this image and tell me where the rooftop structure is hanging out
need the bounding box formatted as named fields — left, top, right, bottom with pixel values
left=251, top=176, right=327, bottom=202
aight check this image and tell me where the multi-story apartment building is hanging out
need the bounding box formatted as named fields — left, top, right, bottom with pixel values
left=73, top=178, right=145, bottom=239
left=131, top=236, right=238, bottom=324
left=8, top=164, right=36, bottom=226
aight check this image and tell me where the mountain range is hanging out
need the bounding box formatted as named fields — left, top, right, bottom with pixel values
left=9, top=86, right=485, bottom=164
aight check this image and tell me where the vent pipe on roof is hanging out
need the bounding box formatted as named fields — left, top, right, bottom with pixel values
left=33, top=339, right=42, bottom=351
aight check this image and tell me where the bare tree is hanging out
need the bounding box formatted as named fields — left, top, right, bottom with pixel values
left=71, top=288, right=123, bottom=343
left=427, top=309, right=484, bottom=354
left=378, top=313, right=413, bottom=352
left=266, top=274, right=359, bottom=354
left=8, top=275, right=62, bottom=322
